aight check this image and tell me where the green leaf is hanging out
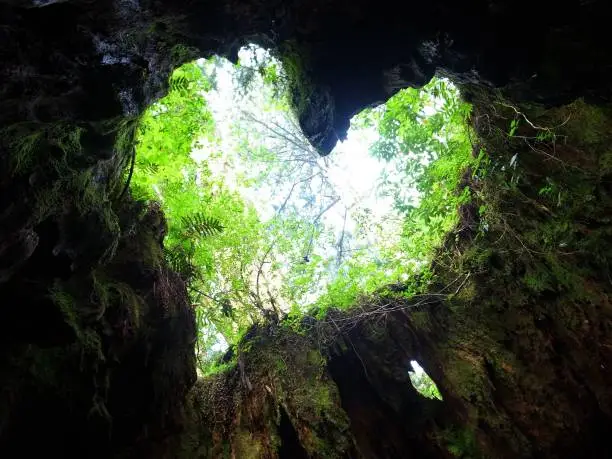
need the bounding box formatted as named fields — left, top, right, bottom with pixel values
left=181, top=213, right=224, bottom=238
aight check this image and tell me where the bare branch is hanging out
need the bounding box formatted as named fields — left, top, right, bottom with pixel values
left=241, top=110, right=312, bottom=155
left=255, top=240, right=276, bottom=309
left=336, top=206, right=349, bottom=266
left=304, top=196, right=341, bottom=259
left=276, top=172, right=320, bottom=215
left=497, top=102, right=572, bottom=131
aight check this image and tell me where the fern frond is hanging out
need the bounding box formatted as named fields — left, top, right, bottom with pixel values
left=136, top=160, right=160, bottom=176
left=181, top=213, right=224, bottom=239
left=169, top=75, right=190, bottom=95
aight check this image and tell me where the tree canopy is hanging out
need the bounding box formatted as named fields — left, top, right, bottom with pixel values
left=131, top=46, right=477, bottom=373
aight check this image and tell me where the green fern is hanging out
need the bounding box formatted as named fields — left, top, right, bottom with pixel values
left=169, top=75, right=190, bottom=95
left=136, top=159, right=160, bottom=175
left=181, top=213, right=224, bottom=238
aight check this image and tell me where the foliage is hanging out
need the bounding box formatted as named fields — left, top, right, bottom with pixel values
left=181, top=213, right=224, bottom=239
left=132, top=61, right=240, bottom=369
left=308, top=77, right=478, bottom=316
left=368, top=77, right=474, bottom=239
left=133, top=57, right=318, bottom=371
left=133, top=50, right=478, bottom=373
left=2, top=121, right=84, bottom=176
left=132, top=62, right=213, bottom=197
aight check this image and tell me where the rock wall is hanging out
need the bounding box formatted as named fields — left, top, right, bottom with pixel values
left=2, top=1, right=610, bottom=152
left=173, top=96, right=612, bottom=458
left=1, top=0, right=611, bottom=457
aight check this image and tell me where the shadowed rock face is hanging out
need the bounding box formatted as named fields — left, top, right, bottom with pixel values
left=1, top=1, right=612, bottom=458
left=1, top=0, right=610, bottom=153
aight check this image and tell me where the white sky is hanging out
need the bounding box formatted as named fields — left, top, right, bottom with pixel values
left=184, top=47, right=450, bottom=362
left=191, top=48, right=407, bottom=273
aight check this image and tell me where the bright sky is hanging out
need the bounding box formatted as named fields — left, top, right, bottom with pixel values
left=185, top=46, right=448, bottom=361
left=191, top=47, right=407, bottom=272
left=192, top=53, right=390, bottom=217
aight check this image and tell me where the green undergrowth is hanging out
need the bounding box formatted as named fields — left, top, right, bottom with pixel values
left=280, top=78, right=482, bottom=326
left=423, top=92, right=612, bottom=456
left=428, top=94, right=612, bottom=295
left=439, top=427, right=480, bottom=458
left=467, top=97, right=612, bottom=296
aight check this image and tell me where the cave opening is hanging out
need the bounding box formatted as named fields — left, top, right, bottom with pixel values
left=2, top=1, right=612, bottom=457
left=129, top=44, right=475, bottom=374
left=408, top=360, right=442, bottom=401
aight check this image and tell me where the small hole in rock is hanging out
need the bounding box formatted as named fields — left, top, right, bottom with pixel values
left=408, top=360, right=442, bottom=400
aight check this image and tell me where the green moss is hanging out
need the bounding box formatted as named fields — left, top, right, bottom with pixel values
left=5, top=128, right=43, bottom=174
left=91, top=269, right=144, bottom=327
left=445, top=357, right=488, bottom=404
left=91, top=115, right=140, bottom=169
left=421, top=94, right=612, bottom=457
left=522, top=261, right=554, bottom=293
left=278, top=40, right=314, bottom=117
left=452, top=280, right=478, bottom=303
left=49, top=281, right=80, bottom=333
left=48, top=280, right=103, bottom=362
left=306, top=349, right=325, bottom=368
left=228, top=329, right=352, bottom=457
left=129, top=228, right=165, bottom=269
left=598, top=150, right=612, bottom=174
left=440, top=427, right=480, bottom=458
left=202, top=359, right=237, bottom=377
left=231, top=430, right=264, bottom=459
left=222, top=441, right=231, bottom=458
left=275, top=356, right=288, bottom=374
left=411, top=310, right=432, bottom=330
left=2, top=121, right=83, bottom=176
left=80, top=328, right=105, bottom=362
left=551, top=99, right=610, bottom=150
left=461, top=247, right=495, bottom=272
left=311, top=385, right=332, bottom=414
